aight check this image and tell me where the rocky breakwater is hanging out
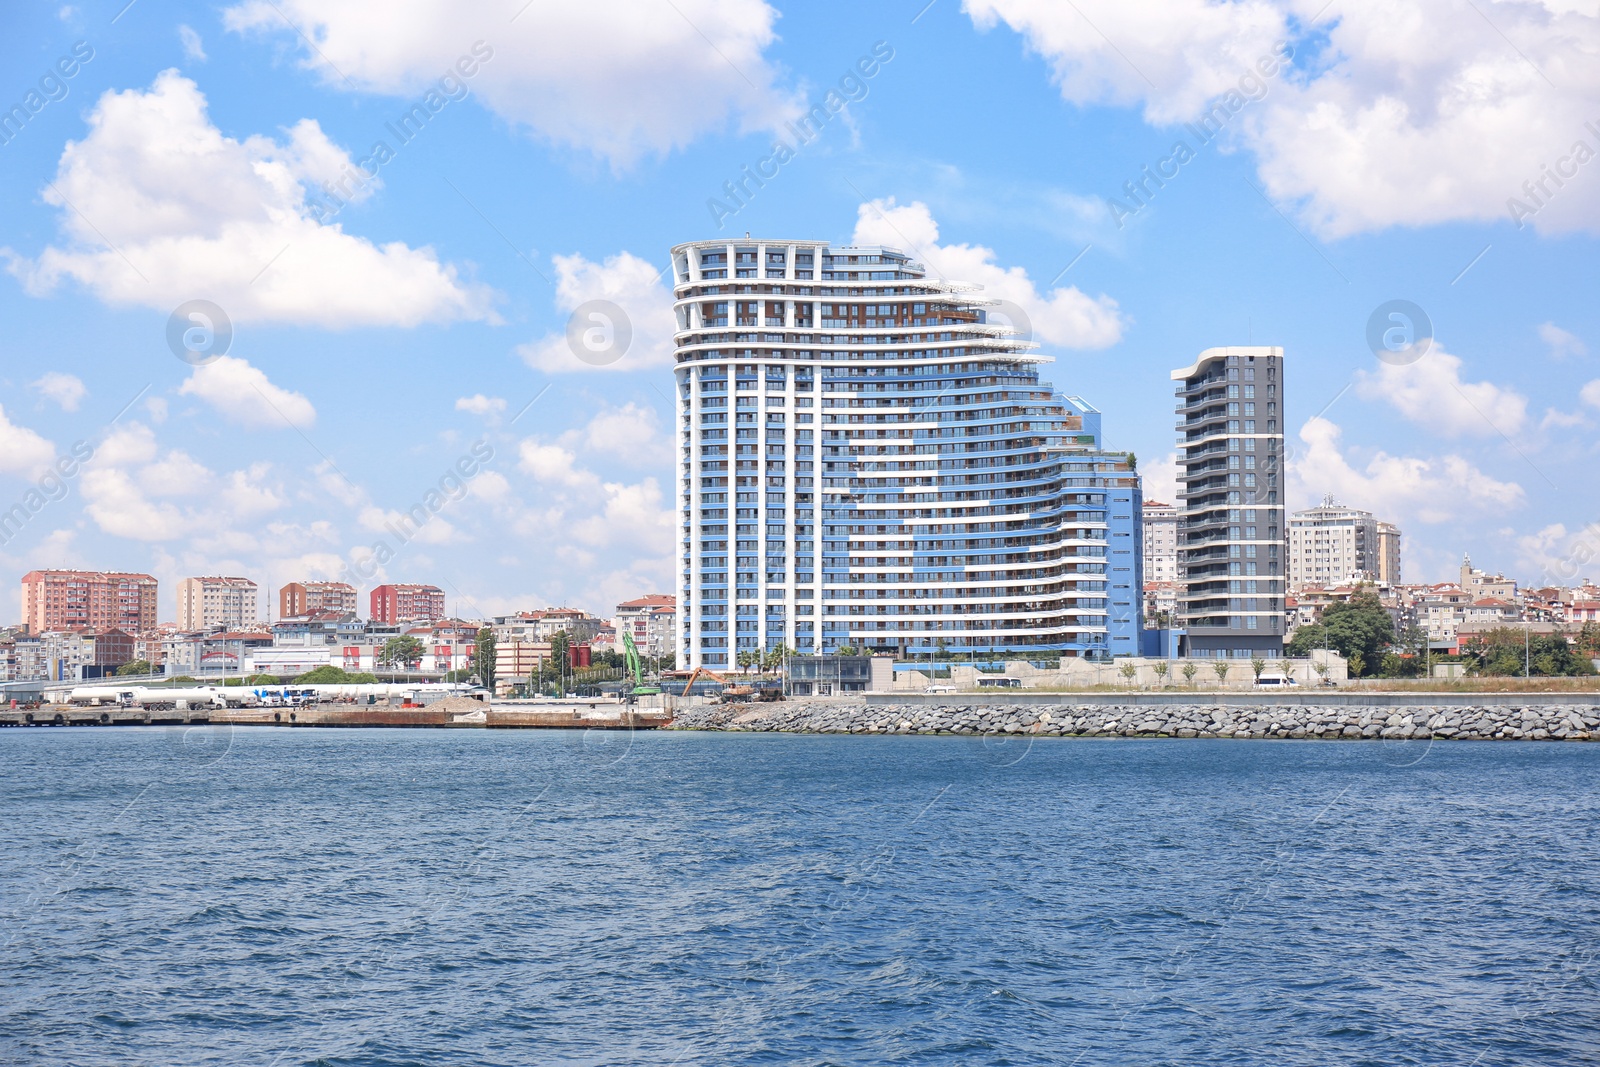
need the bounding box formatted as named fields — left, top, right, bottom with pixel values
left=668, top=701, right=1600, bottom=740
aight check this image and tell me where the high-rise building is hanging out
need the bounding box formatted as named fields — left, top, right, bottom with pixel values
left=1288, top=499, right=1379, bottom=587
left=370, top=583, right=446, bottom=625
left=1170, top=346, right=1286, bottom=658
left=670, top=237, right=1142, bottom=669
left=21, top=570, right=158, bottom=635
left=279, top=580, right=358, bottom=619
left=177, top=576, right=259, bottom=631
left=1376, top=521, right=1402, bottom=585
left=1141, top=501, right=1178, bottom=583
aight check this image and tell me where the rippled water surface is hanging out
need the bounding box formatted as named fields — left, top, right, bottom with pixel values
left=2, top=727, right=1598, bottom=1066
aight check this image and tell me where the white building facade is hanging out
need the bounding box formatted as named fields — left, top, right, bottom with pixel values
left=671, top=238, right=1142, bottom=670
left=177, top=576, right=259, bottom=631
left=1288, top=501, right=1380, bottom=588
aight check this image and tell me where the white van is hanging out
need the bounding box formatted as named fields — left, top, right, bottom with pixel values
left=1254, top=672, right=1298, bottom=688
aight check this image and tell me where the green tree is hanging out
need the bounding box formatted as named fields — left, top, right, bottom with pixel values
left=1118, top=660, right=1138, bottom=688
left=1152, top=661, right=1169, bottom=687
left=1250, top=657, right=1267, bottom=682
left=1461, top=628, right=1595, bottom=677
left=1181, top=662, right=1199, bottom=687
left=117, top=659, right=153, bottom=676
left=1286, top=587, right=1396, bottom=677
left=836, top=644, right=860, bottom=656
left=763, top=643, right=792, bottom=672
left=474, top=627, right=497, bottom=685
left=1212, top=661, right=1231, bottom=686
left=293, top=665, right=377, bottom=684
left=379, top=636, right=425, bottom=670
left=549, top=630, right=571, bottom=696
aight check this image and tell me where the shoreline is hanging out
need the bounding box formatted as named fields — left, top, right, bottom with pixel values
left=669, top=699, right=1600, bottom=741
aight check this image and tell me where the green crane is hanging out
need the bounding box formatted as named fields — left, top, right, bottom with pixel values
left=621, top=629, right=660, bottom=700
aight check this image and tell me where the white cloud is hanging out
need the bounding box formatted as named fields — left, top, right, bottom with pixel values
left=80, top=420, right=290, bottom=542
left=1141, top=451, right=1180, bottom=507
left=179, top=24, right=207, bottom=61
left=1289, top=416, right=1525, bottom=524
left=1583, top=380, right=1600, bottom=408
left=0, top=406, right=55, bottom=476
left=517, top=251, right=676, bottom=374
left=177, top=355, right=316, bottom=429
left=565, top=402, right=671, bottom=467
left=6, top=71, right=494, bottom=327
left=1540, top=322, right=1587, bottom=360
left=31, top=372, right=86, bottom=412
left=455, top=394, right=506, bottom=417
left=223, top=0, right=799, bottom=167
left=850, top=198, right=1124, bottom=348
left=965, top=0, right=1600, bottom=237
left=517, top=441, right=587, bottom=487
left=1355, top=344, right=1528, bottom=438
left=145, top=396, right=169, bottom=423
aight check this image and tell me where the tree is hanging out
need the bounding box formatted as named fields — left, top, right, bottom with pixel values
left=764, top=643, right=792, bottom=672
left=117, top=659, right=153, bottom=676
left=1313, top=660, right=1331, bottom=684
left=1152, top=661, right=1169, bottom=687
left=736, top=649, right=756, bottom=674
left=1251, top=657, right=1267, bottom=682
left=837, top=644, right=860, bottom=656
left=1118, top=660, right=1138, bottom=688
left=1347, top=650, right=1365, bottom=678
left=1181, top=662, right=1199, bottom=687
left=1212, top=661, right=1231, bottom=686
left=1576, top=622, right=1600, bottom=658
left=474, top=627, right=497, bottom=686
left=549, top=630, right=571, bottom=696
left=1461, top=628, right=1595, bottom=677
left=293, top=665, right=376, bottom=684
left=1284, top=588, right=1396, bottom=677
left=380, top=636, right=425, bottom=670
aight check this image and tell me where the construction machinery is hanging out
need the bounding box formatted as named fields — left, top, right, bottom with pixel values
left=621, top=630, right=661, bottom=702
left=679, top=667, right=755, bottom=702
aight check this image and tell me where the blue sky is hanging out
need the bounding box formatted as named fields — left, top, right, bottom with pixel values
left=1, top=0, right=1597, bottom=622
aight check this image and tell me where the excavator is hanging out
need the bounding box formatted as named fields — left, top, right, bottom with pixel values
left=621, top=630, right=661, bottom=702
left=679, top=667, right=755, bottom=702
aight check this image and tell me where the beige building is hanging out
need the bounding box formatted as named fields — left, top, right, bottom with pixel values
left=1376, top=522, right=1402, bottom=585
left=279, top=581, right=358, bottom=619
left=177, top=576, right=259, bottom=631
left=615, top=594, right=677, bottom=658
left=1141, top=501, right=1178, bottom=584
left=1460, top=554, right=1517, bottom=600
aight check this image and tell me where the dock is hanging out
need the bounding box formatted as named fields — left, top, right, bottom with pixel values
left=0, top=700, right=673, bottom=730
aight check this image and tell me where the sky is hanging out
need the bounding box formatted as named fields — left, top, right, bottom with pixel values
left=1, top=0, right=1597, bottom=624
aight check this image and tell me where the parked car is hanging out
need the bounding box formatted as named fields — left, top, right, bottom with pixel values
left=1254, top=673, right=1298, bottom=688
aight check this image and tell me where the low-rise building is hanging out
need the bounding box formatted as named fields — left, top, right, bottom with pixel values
left=615, top=595, right=677, bottom=658
left=492, top=608, right=602, bottom=645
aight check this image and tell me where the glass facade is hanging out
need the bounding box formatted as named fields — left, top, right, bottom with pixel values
left=671, top=239, right=1142, bottom=669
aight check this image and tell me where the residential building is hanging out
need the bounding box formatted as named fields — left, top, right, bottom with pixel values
left=615, top=594, right=677, bottom=658
left=491, top=608, right=602, bottom=645
left=1288, top=500, right=1379, bottom=588
left=1376, top=521, right=1402, bottom=585
left=20, top=570, right=158, bottom=635
left=370, top=583, right=446, bottom=626
left=1143, top=581, right=1177, bottom=628
left=177, top=576, right=259, bottom=631
left=1170, top=346, right=1287, bottom=658
left=1142, top=501, right=1178, bottom=584
left=1459, top=555, right=1517, bottom=601
left=279, top=581, right=358, bottom=619
left=670, top=237, right=1143, bottom=669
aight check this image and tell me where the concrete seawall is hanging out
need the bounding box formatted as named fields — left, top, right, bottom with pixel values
left=670, top=698, right=1600, bottom=741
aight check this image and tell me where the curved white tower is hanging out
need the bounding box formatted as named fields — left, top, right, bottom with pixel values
left=671, top=238, right=1140, bottom=670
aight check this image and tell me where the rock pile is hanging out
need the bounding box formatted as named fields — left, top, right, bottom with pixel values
left=667, top=701, right=1600, bottom=740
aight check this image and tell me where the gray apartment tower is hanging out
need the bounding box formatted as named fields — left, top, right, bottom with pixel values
left=1170, top=346, right=1286, bottom=658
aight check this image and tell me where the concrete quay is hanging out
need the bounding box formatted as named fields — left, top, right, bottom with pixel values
left=0, top=699, right=672, bottom=730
